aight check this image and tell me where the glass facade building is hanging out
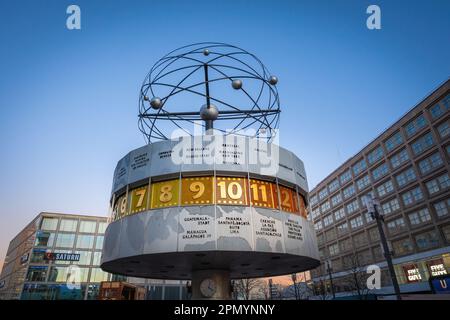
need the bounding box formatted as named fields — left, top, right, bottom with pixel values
left=0, top=212, right=118, bottom=300
left=309, top=79, right=450, bottom=297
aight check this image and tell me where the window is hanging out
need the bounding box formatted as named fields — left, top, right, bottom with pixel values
left=98, top=222, right=107, bottom=234
left=364, top=211, right=374, bottom=223
left=390, top=149, right=409, bottom=169
left=356, top=175, right=370, bottom=191
left=329, top=243, right=339, bottom=256
left=353, top=159, right=367, bottom=176
left=340, top=170, right=352, bottom=184
left=321, top=201, right=331, bottom=213
left=76, top=235, right=95, bottom=249
left=55, top=233, right=75, bottom=248
left=95, top=236, right=104, bottom=250
left=319, top=188, right=328, bottom=201
left=392, top=238, right=414, bottom=256
left=35, top=231, right=55, bottom=247
left=331, top=193, right=342, bottom=207
left=337, top=222, right=349, bottom=234
left=408, top=208, right=432, bottom=226
left=387, top=217, right=406, bottom=234
left=310, top=195, right=318, bottom=206
left=59, top=219, right=78, bottom=232
left=323, top=214, right=333, bottom=227
left=381, top=198, right=400, bottom=215
left=49, top=267, right=87, bottom=283
left=385, top=131, right=403, bottom=152
left=30, top=249, right=50, bottom=264
left=419, top=152, right=443, bottom=175
left=90, top=268, right=109, bottom=282
left=75, top=251, right=92, bottom=265
left=314, top=221, right=323, bottom=231
left=311, top=208, right=320, bottom=220
left=343, top=184, right=356, bottom=199
left=404, top=114, right=427, bottom=138
left=433, top=199, right=450, bottom=218
left=26, top=266, right=47, bottom=282
left=372, top=163, right=389, bottom=181
left=368, top=146, right=384, bottom=164
left=41, top=217, right=58, bottom=231
left=396, top=167, right=416, bottom=188
left=437, top=121, right=450, bottom=138
left=377, top=180, right=394, bottom=197
left=350, top=216, right=363, bottom=229
left=429, top=95, right=449, bottom=119
left=346, top=200, right=360, bottom=214
left=415, top=230, right=440, bottom=250
left=328, top=179, right=340, bottom=193
left=401, top=187, right=424, bottom=206
left=334, top=208, right=345, bottom=221
left=79, top=220, right=97, bottom=233
left=411, top=132, right=434, bottom=156
left=92, top=251, right=102, bottom=265
left=426, top=173, right=450, bottom=195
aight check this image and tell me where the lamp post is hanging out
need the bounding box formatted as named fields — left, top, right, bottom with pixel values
left=365, top=195, right=402, bottom=300
left=326, top=260, right=336, bottom=299
left=291, top=273, right=299, bottom=300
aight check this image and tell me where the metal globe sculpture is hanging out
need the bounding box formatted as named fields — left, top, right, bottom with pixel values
left=138, top=42, right=280, bottom=142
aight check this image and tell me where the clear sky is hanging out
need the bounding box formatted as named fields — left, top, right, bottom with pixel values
left=0, top=0, right=449, bottom=269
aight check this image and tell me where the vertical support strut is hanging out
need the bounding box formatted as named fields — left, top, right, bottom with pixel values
left=203, top=63, right=213, bottom=132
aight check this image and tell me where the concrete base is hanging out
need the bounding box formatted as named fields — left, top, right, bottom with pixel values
left=191, top=270, right=231, bottom=300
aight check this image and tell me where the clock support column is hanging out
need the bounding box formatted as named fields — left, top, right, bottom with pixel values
left=191, top=269, right=231, bottom=300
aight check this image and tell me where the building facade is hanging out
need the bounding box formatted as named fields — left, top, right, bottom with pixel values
left=0, top=212, right=191, bottom=300
left=309, top=79, right=450, bottom=298
left=0, top=212, right=118, bottom=300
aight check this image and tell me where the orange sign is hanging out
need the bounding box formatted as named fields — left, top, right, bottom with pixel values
left=216, top=176, right=249, bottom=206
left=129, top=185, right=149, bottom=214
left=181, top=177, right=214, bottom=206
left=150, top=179, right=180, bottom=209
left=249, top=179, right=277, bottom=209
left=279, top=185, right=297, bottom=213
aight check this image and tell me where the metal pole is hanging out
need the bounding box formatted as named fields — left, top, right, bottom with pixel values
left=373, top=203, right=402, bottom=300
left=326, top=261, right=336, bottom=299
left=203, top=63, right=213, bottom=132
left=291, top=274, right=298, bottom=300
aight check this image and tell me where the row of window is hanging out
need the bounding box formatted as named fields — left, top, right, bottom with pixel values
left=315, top=193, right=449, bottom=234
left=40, top=217, right=107, bottom=234
left=310, top=101, right=449, bottom=207
left=26, top=265, right=108, bottom=283
left=312, top=170, right=450, bottom=220
left=312, top=142, right=447, bottom=208
left=323, top=225, right=449, bottom=259
left=35, top=231, right=104, bottom=250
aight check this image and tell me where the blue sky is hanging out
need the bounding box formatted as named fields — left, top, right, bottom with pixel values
left=0, top=0, right=449, bottom=266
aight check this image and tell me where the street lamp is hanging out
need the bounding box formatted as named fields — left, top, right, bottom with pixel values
left=291, top=273, right=299, bottom=300
left=325, top=260, right=336, bottom=299
left=365, top=195, right=402, bottom=300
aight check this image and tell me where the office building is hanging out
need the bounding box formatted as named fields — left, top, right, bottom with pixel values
left=309, top=79, right=450, bottom=298
left=0, top=212, right=118, bottom=300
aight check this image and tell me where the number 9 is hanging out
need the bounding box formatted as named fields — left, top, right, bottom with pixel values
left=190, top=181, right=205, bottom=199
